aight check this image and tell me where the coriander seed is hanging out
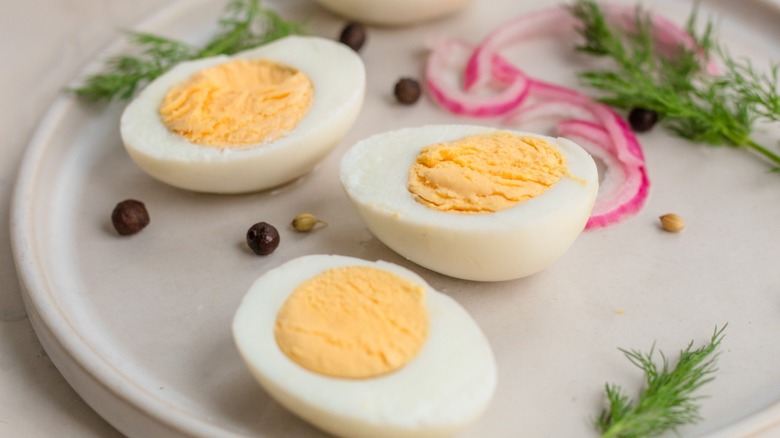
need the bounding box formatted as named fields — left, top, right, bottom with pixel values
left=394, top=78, right=421, bottom=105
left=111, top=199, right=150, bottom=236
left=659, top=213, right=685, bottom=232
left=246, top=222, right=280, bottom=255
left=292, top=213, right=327, bottom=232
left=339, top=22, right=366, bottom=52
left=628, top=107, right=659, bottom=132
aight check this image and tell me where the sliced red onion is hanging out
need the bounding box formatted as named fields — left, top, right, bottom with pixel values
left=426, top=38, right=532, bottom=117
left=463, top=6, right=575, bottom=90
left=463, top=2, right=716, bottom=92
left=556, top=119, right=650, bottom=230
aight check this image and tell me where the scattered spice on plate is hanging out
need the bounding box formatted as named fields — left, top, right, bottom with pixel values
left=247, top=222, right=280, bottom=255
left=394, top=78, right=421, bottom=104
left=659, top=213, right=685, bottom=232
left=628, top=108, right=659, bottom=133
left=291, top=213, right=328, bottom=232
left=111, top=199, right=150, bottom=235
left=339, top=22, right=367, bottom=52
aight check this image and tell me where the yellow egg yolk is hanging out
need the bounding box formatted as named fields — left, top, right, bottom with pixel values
left=274, top=266, right=429, bottom=379
left=407, top=132, right=568, bottom=213
left=159, top=59, right=313, bottom=147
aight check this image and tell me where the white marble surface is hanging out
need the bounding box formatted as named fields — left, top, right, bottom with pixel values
left=2, top=0, right=780, bottom=437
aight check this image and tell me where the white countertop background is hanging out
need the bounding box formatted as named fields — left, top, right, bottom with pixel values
left=2, top=1, right=779, bottom=436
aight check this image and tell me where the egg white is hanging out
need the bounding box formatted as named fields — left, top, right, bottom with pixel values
left=232, top=254, right=497, bottom=438
left=339, top=125, right=599, bottom=282
left=120, top=36, right=365, bottom=194
left=314, top=0, right=473, bottom=26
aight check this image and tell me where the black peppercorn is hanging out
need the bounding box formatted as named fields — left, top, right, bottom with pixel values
left=111, top=199, right=150, bottom=236
left=628, top=108, right=659, bottom=132
left=394, top=78, right=421, bottom=105
left=339, top=22, right=366, bottom=52
left=246, top=222, right=280, bottom=255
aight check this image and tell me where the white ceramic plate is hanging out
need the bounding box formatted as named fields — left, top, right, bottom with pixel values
left=11, top=0, right=780, bottom=436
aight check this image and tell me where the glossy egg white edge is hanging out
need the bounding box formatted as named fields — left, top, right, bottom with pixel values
left=232, top=254, right=497, bottom=438
left=120, top=35, right=366, bottom=194
left=314, top=0, right=473, bottom=26
left=339, top=125, right=599, bottom=282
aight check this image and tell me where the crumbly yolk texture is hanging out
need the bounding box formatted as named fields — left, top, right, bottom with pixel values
left=274, top=266, right=429, bottom=379
left=408, top=132, right=568, bottom=213
left=159, top=59, right=313, bottom=147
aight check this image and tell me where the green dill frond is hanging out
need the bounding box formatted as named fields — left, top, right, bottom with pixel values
left=197, top=0, right=303, bottom=57
left=72, top=0, right=303, bottom=101
left=597, top=325, right=726, bottom=438
left=571, top=0, right=780, bottom=170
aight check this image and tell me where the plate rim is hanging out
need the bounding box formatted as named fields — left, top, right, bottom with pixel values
left=10, top=1, right=248, bottom=436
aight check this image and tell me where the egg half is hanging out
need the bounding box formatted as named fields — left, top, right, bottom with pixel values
left=120, top=35, right=365, bottom=194
left=339, top=125, right=599, bottom=282
left=314, top=0, right=473, bottom=26
left=232, top=254, right=497, bottom=438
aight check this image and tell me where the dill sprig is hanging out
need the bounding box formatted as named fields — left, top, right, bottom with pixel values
left=571, top=0, right=780, bottom=170
left=72, top=0, right=303, bottom=101
left=596, top=325, right=726, bottom=438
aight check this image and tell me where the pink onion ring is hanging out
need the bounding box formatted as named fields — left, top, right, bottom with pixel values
left=464, top=6, right=576, bottom=90
left=464, top=3, right=716, bottom=91
left=426, top=38, right=532, bottom=117
left=556, top=119, right=650, bottom=229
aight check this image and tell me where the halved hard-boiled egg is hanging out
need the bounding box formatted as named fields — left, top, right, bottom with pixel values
left=120, top=36, right=365, bottom=194
left=314, top=0, right=473, bottom=26
left=339, top=125, right=599, bottom=282
left=232, top=254, right=496, bottom=438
